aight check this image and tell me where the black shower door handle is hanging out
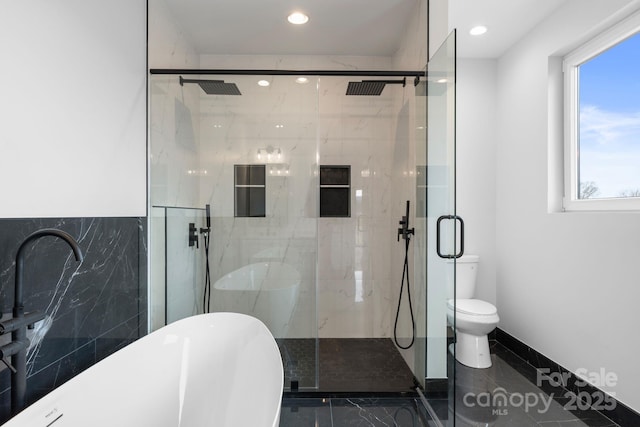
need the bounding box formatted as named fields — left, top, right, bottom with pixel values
left=436, top=215, right=464, bottom=259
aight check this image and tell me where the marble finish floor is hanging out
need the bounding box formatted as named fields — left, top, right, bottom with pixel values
left=280, top=397, right=432, bottom=426
left=427, top=342, right=620, bottom=426
left=281, top=341, right=621, bottom=426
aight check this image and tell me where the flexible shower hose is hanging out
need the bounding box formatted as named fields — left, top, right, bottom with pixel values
left=394, top=232, right=415, bottom=349
left=202, top=231, right=211, bottom=313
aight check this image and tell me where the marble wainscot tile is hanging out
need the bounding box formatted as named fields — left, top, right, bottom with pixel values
left=0, top=217, right=146, bottom=423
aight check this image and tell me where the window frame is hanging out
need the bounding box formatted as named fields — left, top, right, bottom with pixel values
left=562, top=10, right=640, bottom=211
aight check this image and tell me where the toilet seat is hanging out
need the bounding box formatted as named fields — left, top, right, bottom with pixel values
left=447, top=298, right=497, bottom=316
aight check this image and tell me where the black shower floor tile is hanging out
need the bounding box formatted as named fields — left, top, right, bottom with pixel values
left=278, top=338, right=418, bottom=394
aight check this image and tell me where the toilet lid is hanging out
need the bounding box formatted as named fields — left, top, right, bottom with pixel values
left=448, top=299, right=497, bottom=316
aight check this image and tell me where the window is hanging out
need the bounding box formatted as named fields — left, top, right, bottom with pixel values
left=234, top=165, right=265, bottom=217
left=563, top=11, right=640, bottom=210
left=319, top=165, right=350, bottom=217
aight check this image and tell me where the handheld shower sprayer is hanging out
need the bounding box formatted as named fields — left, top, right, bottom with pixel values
left=201, top=204, right=212, bottom=314
left=394, top=200, right=415, bottom=350
left=205, top=204, right=211, bottom=230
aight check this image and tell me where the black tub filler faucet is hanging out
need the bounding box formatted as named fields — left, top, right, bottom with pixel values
left=0, top=229, right=83, bottom=415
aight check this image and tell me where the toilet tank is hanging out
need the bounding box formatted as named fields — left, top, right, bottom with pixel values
left=453, top=255, right=479, bottom=298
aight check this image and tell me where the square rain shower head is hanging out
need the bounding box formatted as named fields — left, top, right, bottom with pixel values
left=346, top=81, right=387, bottom=96
left=196, top=80, right=241, bottom=95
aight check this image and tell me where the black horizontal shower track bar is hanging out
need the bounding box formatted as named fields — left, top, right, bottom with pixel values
left=149, top=69, right=425, bottom=78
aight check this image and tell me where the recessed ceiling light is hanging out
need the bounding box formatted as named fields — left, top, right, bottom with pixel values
left=437, top=78, right=448, bottom=83
left=295, top=77, right=309, bottom=84
left=288, top=12, right=309, bottom=25
left=470, top=25, right=488, bottom=36
left=258, top=80, right=270, bottom=87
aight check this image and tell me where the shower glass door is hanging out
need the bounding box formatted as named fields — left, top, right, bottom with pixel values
left=420, top=30, right=457, bottom=425
left=148, top=73, right=319, bottom=391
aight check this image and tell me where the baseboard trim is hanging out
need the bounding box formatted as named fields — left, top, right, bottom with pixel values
left=496, top=328, right=639, bottom=426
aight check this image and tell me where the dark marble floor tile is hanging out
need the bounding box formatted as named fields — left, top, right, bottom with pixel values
left=453, top=343, right=620, bottom=427
left=280, top=339, right=623, bottom=427
left=280, top=398, right=332, bottom=427
left=331, top=398, right=430, bottom=427
left=280, top=398, right=432, bottom=427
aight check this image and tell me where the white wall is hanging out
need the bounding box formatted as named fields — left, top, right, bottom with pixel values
left=494, top=0, right=640, bottom=411
left=0, top=1, right=146, bottom=218
left=456, top=59, right=497, bottom=304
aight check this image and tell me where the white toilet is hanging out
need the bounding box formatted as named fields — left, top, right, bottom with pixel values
left=446, top=255, right=499, bottom=369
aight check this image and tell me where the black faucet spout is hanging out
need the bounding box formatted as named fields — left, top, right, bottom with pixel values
left=15, top=229, right=83, bottom=311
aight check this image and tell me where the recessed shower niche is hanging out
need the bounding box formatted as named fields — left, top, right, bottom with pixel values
left=234, top=164, right=266, bottom=217
left=319, top=165, right=351, bottom=217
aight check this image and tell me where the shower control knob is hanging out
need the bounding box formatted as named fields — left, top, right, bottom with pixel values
left=188, top=223, right=199, bottom=248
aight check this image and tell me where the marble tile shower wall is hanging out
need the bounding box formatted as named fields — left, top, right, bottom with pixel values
left=317, top=76, right=395, bottom=338
left=149, top=64, right=419, bottom=339
left=150, top=76, right=201, bottom=208
left=389, top=0, right=428, bottom=371
left=0, top=217, right=146, bottom=423
left=198, top=74, right=320, bottom=339
left=149, top=76, right=202, bottom=331
left=192, top=71, right=399, bottom=339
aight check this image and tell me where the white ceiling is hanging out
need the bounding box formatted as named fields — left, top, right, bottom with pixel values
left=450, top=0, right=567, bottom=58
left=161, top=0, right=567, bottom=59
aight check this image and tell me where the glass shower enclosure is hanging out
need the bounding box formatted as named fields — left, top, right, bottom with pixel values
left=147, top=51, right=458, bottom=422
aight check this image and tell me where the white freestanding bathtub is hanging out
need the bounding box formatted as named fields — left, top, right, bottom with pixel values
left=4, top=313, right=284, bottom=427
left=212, top=262, right=300, bottom=338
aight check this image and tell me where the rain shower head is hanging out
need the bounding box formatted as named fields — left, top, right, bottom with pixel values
left=179, top=76, right=241, bottom=95
left=345, top=77, right=406, bottom=96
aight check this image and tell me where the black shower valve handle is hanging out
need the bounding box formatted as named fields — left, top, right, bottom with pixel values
left=397, top=217, right=404, bottom=241
left=397, top=217, right=405, bottom=241
left=397, top=216, right=414, bottom=241
left=188, top=223, right=199, bottom=249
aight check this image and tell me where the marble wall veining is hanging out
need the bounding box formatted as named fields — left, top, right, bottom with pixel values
left=198, top=73, right=320, bottom=339
left=316, top=75, right=396, bottom=339
left=149, top=67, right=402, bottom=339
left=0, top=217, right=146, bottom=423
